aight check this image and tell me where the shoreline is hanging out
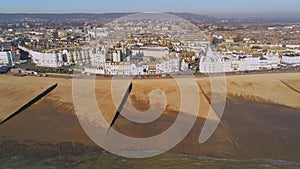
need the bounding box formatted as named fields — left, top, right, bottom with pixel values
left=0, top=72, right=299, bottom=163
left=0, top=138, right=299, bottom=166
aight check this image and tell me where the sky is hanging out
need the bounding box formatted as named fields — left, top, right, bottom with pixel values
left=1, top=0, right=300, bottom=17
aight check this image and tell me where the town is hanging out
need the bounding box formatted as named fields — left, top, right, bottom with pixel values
left=0, top=13, right=300, bottom=76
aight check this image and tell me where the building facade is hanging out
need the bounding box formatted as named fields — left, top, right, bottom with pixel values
left=0, top=51, right=18, bottom=65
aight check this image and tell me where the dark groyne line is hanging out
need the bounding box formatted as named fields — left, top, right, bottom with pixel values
left=279, top=80, right=300, bottom=94
left=107, top=82, right=133, bottom=135
left=0, top=83, right=58, bottom=126
left=197, top=82, right=240, bottom=150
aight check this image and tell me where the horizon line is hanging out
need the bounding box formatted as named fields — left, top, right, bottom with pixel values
left=0, top=12, right=300, bottom=18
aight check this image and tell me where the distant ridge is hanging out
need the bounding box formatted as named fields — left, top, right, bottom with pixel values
left=167, top=12, right=220, bottom=21
left=0, top=13, right=134, bottom=21
left=0, top=12, right=299, bottom=23
left=0, top=12, right=219, bottom=21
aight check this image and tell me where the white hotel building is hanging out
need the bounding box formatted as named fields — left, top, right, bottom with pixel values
left=19, top=46, right=64, bottom=67
left=200, top=49, right=280, bottom=73
left=19, top=46, right=107, bottom=68
left=0, top=51, right=18, bottom=65
left=30, top=51, right=64, bottom=67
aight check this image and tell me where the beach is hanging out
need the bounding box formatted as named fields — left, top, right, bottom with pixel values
left=0, top=72, right=299, bottom=164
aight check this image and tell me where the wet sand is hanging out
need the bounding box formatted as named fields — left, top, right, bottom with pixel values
left=0, top=73, right=299, bottom=163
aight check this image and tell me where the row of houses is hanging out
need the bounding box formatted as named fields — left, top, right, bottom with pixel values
left=84, top=59, right=187, bottom=76
left=200, top=52, right=300, bottom=73
left=18, top=46, right=300, bottom=74
left=199, top=49, right=282, bottom=73
left=29, top=50, right=65, bottom=67
left=19, top=46, right=65, bottom=67
left=19, top=46, right=106, bottom=68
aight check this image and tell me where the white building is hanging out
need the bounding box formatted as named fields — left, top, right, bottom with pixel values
left=19, top=46, right=63, bottom=67
left=200, top=49, right=280, bottom=73
left=30, top=51, right=63, bottom=67
left=156, top=59, right=180, bottom=73
left=0, top=51, right=18, bottom=65
left=20, top=45, right=109, bottom=67
left=180, top=59, right=189, bottom=71
left=257, top=53, right=280, bottom=69
left=84, top=67, right=105, bottom=74
left=200, top=56, right=232, bottom=73
left=132, top=47, right=169, bottom=59
left=240, top=57, right=261, bottom=71
left=112, top=51, right=121, bottom=63
left=68, top=48, right=92, bottom=65
left=281, top=55, right=300, bottom=65
left=90, top=49, right=106, bottom=68
left=199, top=48, right=232, bottom=73
left=115, top=64, right=138, bottom=76
left=88, top=28, right=109, bottom=38
left=0, top=52, right=9, bottom=64
left=286, top=45, right=300, bottom=49
left=100, top=63, right=138, bottom=76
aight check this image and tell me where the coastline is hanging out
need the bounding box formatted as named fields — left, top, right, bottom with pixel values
left=0, top=72, right=299, bottom=163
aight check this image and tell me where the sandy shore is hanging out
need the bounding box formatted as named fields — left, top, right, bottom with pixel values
left=0, top=73, right=299, bottom=162
left=198, top=73, right=300, bottom=109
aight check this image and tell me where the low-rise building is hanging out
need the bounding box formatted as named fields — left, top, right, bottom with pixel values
left=156, top=59, right=180, bottom=73
left=132, top=47, right=169, bottom=59
left=281, top=54, right=300, bottom=66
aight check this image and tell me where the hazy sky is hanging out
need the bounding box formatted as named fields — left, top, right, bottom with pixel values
left=1, top=0, right=300, bottom=17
